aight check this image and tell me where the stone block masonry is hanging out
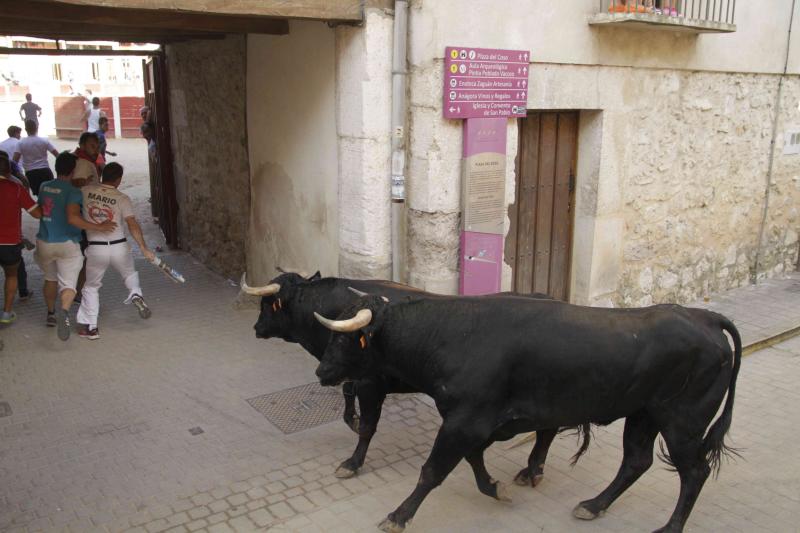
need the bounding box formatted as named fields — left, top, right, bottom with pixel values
left=165, top=35, right=250, bottom=280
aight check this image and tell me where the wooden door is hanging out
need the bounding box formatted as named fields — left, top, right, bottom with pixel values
left=142, top=56, right=179, bottom=247
left=506, top=111, right=578, bottom=300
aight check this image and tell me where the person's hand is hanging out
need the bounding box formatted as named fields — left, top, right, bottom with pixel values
left=143, top=248, right=156, bottom=262
left=96, top=220, right=117, bottom=233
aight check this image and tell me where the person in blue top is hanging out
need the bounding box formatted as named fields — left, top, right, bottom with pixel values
left=34, top=152, right=116, bottom=341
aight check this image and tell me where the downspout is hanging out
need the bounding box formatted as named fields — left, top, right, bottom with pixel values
left=753, top=0, right=796, bottom=282
left=390, top=0, right=409, bottom=282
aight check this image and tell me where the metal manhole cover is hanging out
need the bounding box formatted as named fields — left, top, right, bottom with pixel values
left=0, top=402, right=11, bottom=418
left=247, top=382, right=344, bottom=434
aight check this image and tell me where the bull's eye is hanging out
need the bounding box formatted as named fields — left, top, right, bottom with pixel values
left=359, top=335, right=367, bottom=349
left=272, top=301, right=278, bottom=312
left=277, top=298, right=282, bottom=310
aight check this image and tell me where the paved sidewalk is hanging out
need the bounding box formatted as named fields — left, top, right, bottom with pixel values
left=693, top=272, right=800, bottom=349
left=1, top=162, right=799, bottom=533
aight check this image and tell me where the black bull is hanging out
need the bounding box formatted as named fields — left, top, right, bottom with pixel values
left=250, top=273, right=581, bottom=494
left=315, top=295, right=741, bottom=533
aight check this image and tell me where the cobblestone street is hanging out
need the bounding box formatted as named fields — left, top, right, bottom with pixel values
left=1, top=148, right=799, bottom=532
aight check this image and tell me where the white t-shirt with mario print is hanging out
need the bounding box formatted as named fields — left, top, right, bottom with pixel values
left=81, top=183, right=134, bottom=242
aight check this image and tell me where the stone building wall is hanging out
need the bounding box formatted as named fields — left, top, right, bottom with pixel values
left=615, top=71, right=800, bottom=306
left=165, top=35, right=250, bottom=279
left=406, top=56, right=800, bottom=304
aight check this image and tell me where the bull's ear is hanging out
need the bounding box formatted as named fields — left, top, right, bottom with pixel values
left=358, top=328, right=374, bottom=350
left=309, top=271, right=322, bottom=281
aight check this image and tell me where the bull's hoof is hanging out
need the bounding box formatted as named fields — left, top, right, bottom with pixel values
left=572, top=502, right=605, bottom=521
left=494, top=481, right=513, bottom=502
left=335, top=464, right=358, bottom=478
left=377, top=517, right=406, bottom=533
left=513, top=468, right=544, bottom=488
left=349, top=414, right=361, bottom=433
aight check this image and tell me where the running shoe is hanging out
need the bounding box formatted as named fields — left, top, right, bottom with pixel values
left=56, top=308, right=71, bottom=341
left=0, top=311, right=17, bottom=324
left=78, top=325, right=100, bottom=340
left=46, top=311, right=56, bottom=327
left=131, top=295, right=151, bottom=319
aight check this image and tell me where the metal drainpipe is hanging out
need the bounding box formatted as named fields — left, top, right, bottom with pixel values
left=753, top=0, right=796, bottom=282
left=390, top=0, right=409, bottom=282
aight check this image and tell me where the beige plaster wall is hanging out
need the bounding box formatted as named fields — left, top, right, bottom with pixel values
left=246, top=22, right=340, bottom=285
left=166, top=36, right=250, bottom=279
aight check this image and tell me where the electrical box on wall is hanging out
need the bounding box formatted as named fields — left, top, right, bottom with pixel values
left=783, top=127, right=800, bottom=155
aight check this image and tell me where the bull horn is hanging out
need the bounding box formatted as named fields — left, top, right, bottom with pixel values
left=314, top=309, right=373, bottom=332
left=240, top=273, right=281, bottom=296
left=348, top=287, right=389, bottom=303
left=276, top=266, right=310, bottom=279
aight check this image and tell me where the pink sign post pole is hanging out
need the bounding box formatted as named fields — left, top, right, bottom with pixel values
left=443, top=46, right=529, bottom=295
left=459, top=119, right=507, bottom=295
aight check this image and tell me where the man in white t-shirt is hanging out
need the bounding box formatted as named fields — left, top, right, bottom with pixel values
left=76, top=162, right=154, bottom=339
left=0, top=126, right=22, bottom=167
left=13, top=120, right=58, bottom=196
left=82, top=97, right=106, bottom=133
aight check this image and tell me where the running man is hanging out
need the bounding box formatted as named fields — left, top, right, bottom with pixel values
left=0, top=155, right=41, bottom=324
left=35, top=152, right=116, bottom=340
left=77, top=162, right=154, bottom=340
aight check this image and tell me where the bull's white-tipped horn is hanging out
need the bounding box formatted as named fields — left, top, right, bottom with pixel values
left=314, top=309, right=373, bottom=332
left=347, top=287, right=389, bottom=303
left=240, top=273, right=281, bottom=296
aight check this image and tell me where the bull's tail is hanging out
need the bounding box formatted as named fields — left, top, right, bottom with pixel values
left=565, top=423, right=592, bottom=466
left=703, top=316, right=743, bottom=477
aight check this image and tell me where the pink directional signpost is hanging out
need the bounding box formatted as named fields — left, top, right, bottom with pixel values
left=445, top=46, right=530, bottom=295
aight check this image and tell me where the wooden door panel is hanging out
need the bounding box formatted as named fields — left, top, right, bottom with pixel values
left=507, top=111, right=577, bottom=300
left=532, top=113, right=557, bottom=294
left=549, top=112, right=578, bottom=300
left=514, top=114, right=540, bottom=294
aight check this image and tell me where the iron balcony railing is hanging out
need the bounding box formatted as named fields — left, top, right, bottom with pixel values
left=600, top=0, right=736, bottom=25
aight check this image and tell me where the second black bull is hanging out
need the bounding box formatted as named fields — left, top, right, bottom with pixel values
left=243, top=271, right=585, bottom=496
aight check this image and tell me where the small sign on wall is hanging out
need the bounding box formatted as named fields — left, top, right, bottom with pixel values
left=784, top=127, right=800, bottom=155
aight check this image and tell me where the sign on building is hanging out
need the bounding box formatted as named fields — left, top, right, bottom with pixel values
left=444, top=46, right=529, bottom=120
left=445, top=46, right=530, bottom=295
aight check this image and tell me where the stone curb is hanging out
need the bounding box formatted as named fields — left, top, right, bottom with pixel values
left=743, top=323, right=800, bottom=357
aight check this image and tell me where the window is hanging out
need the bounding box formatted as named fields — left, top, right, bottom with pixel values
left=91, top=62, right=100, bottom=80
left=52, top=63, right=62, bottom=81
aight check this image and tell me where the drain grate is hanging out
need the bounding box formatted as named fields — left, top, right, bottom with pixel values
left=247, top=382, right=345, bottom=434
left=0, top=401, right=11, bottom=418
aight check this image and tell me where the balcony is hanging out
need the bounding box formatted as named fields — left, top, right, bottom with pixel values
left=589, top=0, right=737, bottom=33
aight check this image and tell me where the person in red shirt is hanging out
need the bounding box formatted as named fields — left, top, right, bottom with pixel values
left=0, top=155, right=42, bottom=324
